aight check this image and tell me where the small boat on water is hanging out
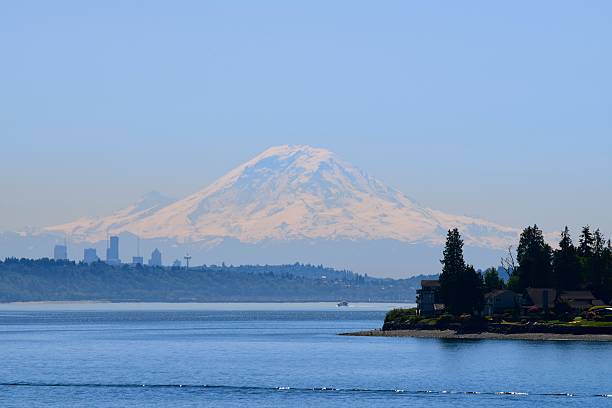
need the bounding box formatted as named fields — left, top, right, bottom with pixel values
left=337, top=301, right=349, bottom=307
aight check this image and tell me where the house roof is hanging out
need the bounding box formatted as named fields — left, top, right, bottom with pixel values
left=421, top=280, right=440, bottom=287
left=566, top=300, right=593, bottom=309
left=558, top=291, right=597, bottom=301
left=485, top=289, right=516, bottom=299
left=525, top=288, right=557, bottom=308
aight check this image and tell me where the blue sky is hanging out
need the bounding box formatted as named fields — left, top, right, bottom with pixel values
left=1, top=1, right=611, bottom=237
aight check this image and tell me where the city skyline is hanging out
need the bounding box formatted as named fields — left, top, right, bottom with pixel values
left=50, top=236, right=168, bottom=267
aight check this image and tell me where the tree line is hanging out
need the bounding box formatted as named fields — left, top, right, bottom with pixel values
left=0, top=257, right=435, bottom=302
left=439, top=225, right=612, bottom=315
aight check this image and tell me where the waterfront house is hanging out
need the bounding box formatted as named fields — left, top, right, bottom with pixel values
left=484, top=289, right=520, bottom=315
left=523, top=288, right=557, bottom=312
left=416, top=280, right=444, bottom=316
left=558, top=291, right=605, bottom=312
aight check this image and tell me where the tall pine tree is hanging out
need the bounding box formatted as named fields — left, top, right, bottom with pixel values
left=578, top=226, right=596, bottom=291
left=516, top=225, right=553, bottom=290
left=577, top=226, right=594, bottom=257
left=439, top=228, right=484, bottom=315
left=590, top=229, right=608, bottom=296
left=552, top=226, right=581, bottom=290
left=604, top=240, right=612, bottom=301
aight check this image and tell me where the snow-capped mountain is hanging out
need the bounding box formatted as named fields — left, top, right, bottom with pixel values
left=46, top=145, right=518, bottom=249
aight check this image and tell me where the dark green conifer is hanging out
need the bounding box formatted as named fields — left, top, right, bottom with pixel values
left=577, top=226, right=594, bottom=257
left=439, top=228, right=484, bottom=315
left=589, top=229, right=608, bottom=295
left=552, top=226, right=581, bottom=290
left=516, top=225, right=553, bottom=290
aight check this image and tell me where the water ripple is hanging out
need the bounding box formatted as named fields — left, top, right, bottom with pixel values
left=0, top=382, right=608, bottom=398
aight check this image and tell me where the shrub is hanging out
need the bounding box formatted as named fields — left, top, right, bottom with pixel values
left=458, top=313, right=472, bottom=322
left=527, top=305, right=541, bottom=315
left=589, top=305, right=612, bottom=313
left=439, top=313, right=454, bottom=323
left=589, top=306, right=612, bottom=322
left=384, top=308, right=417, bottom=324
left=554, top=300, right=572, bottom=315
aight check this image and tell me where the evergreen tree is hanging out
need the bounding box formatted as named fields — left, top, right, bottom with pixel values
left=439, top=228, right=484, bottom=315
left=552, top=226, right=581, bottom=290
left=439, top=228, right=465, bottom=315
left=516, top=225, right=553, bottom=290
left=483, top=267, right=505, bottom=292
left=577, top=226, right=594, bottom=257
left=590, top=229, right=608, bottom=296
left=466, top=265, right=486, bottom=313
left=603, top=240, right=612, bottom=302
left=594, top=229, right=606, bottom=256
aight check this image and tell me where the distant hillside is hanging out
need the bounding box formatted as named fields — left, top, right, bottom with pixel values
left=0, top=259, right=436, bottom=302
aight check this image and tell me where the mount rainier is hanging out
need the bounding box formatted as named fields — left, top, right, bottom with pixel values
left=8, top=145, right=519, bottom=277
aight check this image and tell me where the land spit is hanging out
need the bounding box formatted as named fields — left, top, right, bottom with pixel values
left=340, top=329, right=612, bottom=342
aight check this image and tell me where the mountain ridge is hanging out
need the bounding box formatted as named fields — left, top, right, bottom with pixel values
left=45, top=145, right=518, bottom=250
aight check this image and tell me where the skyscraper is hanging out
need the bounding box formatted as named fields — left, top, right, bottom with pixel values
left=83, top=248, right=99, bottom=264
left=106, top=236, right=120, bottom=265
left=53, top=244, right=67, bottom=261
left=148, top=248, right=162, bottom=267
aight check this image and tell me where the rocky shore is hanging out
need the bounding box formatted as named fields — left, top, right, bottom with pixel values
left=340, top=329, right=612, bottom=342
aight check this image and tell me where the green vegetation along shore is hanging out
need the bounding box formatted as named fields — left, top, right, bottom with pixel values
left=339, top=305, right=612, bottom=341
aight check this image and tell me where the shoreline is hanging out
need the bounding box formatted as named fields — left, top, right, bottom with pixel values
left=340, top=329, right=612, bottom=342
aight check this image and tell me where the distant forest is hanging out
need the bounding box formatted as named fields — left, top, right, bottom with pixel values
left=0, top=259, right=434, bottom=302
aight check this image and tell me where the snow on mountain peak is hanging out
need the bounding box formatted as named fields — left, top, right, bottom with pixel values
left=46, top=145, right=519, bottom=248
left=255, top=144, right=334, bottom=162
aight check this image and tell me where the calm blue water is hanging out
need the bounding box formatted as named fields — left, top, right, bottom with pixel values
left=0, top=303, right=611, bottom=407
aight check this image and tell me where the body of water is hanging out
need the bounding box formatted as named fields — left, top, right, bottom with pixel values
left=0, top=302, right=610, bottom=407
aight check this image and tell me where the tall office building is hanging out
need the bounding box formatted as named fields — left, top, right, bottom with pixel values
left=83, top=248, right=99, bottom=264
left=148, top=248, right=162, bottom=267
left=106, top=236, right=120, bottom=265
left=53, top=244, right=68, bottom=261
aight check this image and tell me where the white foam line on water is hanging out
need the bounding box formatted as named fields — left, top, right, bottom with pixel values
left=0, top=382, right=606, bottom=398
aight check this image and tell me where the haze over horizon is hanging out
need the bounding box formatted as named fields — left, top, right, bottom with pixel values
left=1, top=143, right=606, bottom=277
left=3, top=4, right=612, bottom=408
left=2, top=1, right=611, bottom=236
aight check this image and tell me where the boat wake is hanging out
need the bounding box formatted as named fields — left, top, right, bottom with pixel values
left=0, top=382, right=610, bottom=398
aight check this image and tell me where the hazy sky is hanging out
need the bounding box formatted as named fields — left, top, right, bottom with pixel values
left=1, top=1, right=611, bottom=237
